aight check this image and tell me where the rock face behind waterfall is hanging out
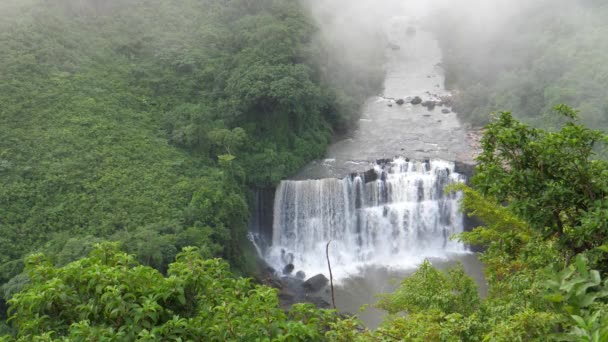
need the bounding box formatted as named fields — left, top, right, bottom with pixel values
left=266, top=158, right=467, bottom=280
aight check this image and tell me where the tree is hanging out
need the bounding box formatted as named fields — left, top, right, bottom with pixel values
left=473, top=106, right=608, bottom=255
left=3, top=243, right=342, bottom=341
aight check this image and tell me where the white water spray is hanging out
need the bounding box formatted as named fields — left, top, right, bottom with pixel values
left=266, top=158, right=468, bottom=281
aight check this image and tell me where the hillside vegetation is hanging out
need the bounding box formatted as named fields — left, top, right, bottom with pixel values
left=0, top=0, right=384, bottom=319
left=3, top=0, right=608, bottom=340
left=434, top=0, right=608, bottom=129
left=4, top=109, right=608, bottom=341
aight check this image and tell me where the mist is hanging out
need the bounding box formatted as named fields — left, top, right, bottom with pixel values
left=298, top=0, right=607, bottom=128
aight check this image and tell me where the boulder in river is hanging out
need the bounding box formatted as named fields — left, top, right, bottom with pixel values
left=442, top=108, right=451, bottom=114
left=302, top=274, right=329, bottom=292
left=283, top=263, right=295, bottom=275
left=295, top=271, right=306, bottom=280
left=422, top=101, right=436, bottom=110
left=395, top=98, right=405, bottom=105
left=410, top=96, right=422, bottom=105
left=439, top=95, right=454, bottom=107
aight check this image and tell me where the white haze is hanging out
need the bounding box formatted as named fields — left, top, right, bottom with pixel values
left=300, top=0, right=589, bottom=77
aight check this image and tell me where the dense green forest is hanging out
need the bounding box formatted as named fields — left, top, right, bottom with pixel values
left=433, top=0, right=608, bottom=129
left=4, top=109, right=608, bottom=340
left=0, top=0, right=384, bottom=325
left=2, top=0, right=608, bottom=340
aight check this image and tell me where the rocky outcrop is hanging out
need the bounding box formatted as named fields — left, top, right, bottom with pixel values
left=255, top=260, right=330, bottom=310
left=439, top=94, right=454, bottom=107
left=249, top=187, right=276, bottom=248
left=303, top=274, right=329, bottom=293
left=421, top=101, right=437, bottom=110
left=282, top=263, right=295, bottom=275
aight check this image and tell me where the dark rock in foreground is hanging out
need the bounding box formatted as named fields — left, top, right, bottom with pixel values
left=303, top=274, right=329, bottom=292
left=396, top=98, right=405, bottom=105
left=282, top=263, right=294, bottom=275
left=411, top=96, right=422, bottom=105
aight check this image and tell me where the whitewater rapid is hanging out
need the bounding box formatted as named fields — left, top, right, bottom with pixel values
left=265, top=158, right=466, bottom=281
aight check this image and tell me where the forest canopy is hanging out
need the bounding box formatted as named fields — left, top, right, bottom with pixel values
left=2, top=0, right=608, bottom=340
left=432, top=0, right=608, bottom=130
left=0, top=0, right=385, bottom=325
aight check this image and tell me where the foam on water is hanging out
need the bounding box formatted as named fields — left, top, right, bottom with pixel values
left=265, top=158, right=468, bottom=282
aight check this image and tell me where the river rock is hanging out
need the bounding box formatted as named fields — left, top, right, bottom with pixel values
left=439, top=95, right=453, bottom=107
left=283, top=263, right=295, bottom=275
left=306, top=296, right=331, bottom=309
left=278, top=289, right=296, bottom=302
left=422, top=101, right=436, bottom=110
left=302, top=274, right=329, bottom=292
left=442, top=108, right=451, bottom=114
left=410, top=96, right=422, bottom=105
left=395, top=98, right=405, bottom=105
left=295, top=271, right=306, bottom=280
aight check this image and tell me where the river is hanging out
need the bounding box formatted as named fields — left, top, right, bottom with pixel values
left=253, top=7, right=485, bottom=328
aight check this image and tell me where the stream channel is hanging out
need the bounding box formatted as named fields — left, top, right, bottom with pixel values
left=251, top=6, right=486, bottom=328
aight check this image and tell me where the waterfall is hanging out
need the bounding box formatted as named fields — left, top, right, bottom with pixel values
left=265, top=158, right=467, bottom=280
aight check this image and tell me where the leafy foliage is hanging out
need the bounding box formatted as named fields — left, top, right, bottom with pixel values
left=0, top=0, right=384, bottom=319
left=3, top=243, right=345, bottom=341
left=361, top=113, right=608, bottom=340
left=473, top=108, right=608, bottom=257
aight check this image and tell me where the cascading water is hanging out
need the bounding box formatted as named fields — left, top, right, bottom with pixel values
left=265, top=158, right=467, bottom=281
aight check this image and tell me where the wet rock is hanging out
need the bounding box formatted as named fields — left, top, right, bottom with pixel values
left=454, top=161, right=475, bottom=179
left=303, top=274, right=329, bottom=292
left=422, top=101, right=436, bottom=110
left=306, top=296, right=331, bottom=309
left=296, top=271, right=306, bottom=280
left=362, top=168, right=379, bottom=183
left=283, top=263, right=295, bottom=275
left=439, top=95, right=453, bottom=107
left=395, top=98, right=405, bottom=105
left=442, top=108, right=451, bottom=114
left=387, top=103, right=393, bottom=107
left=279, top=289, right=296, bottom=302
left=410, top=96, right=422, bottom=105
